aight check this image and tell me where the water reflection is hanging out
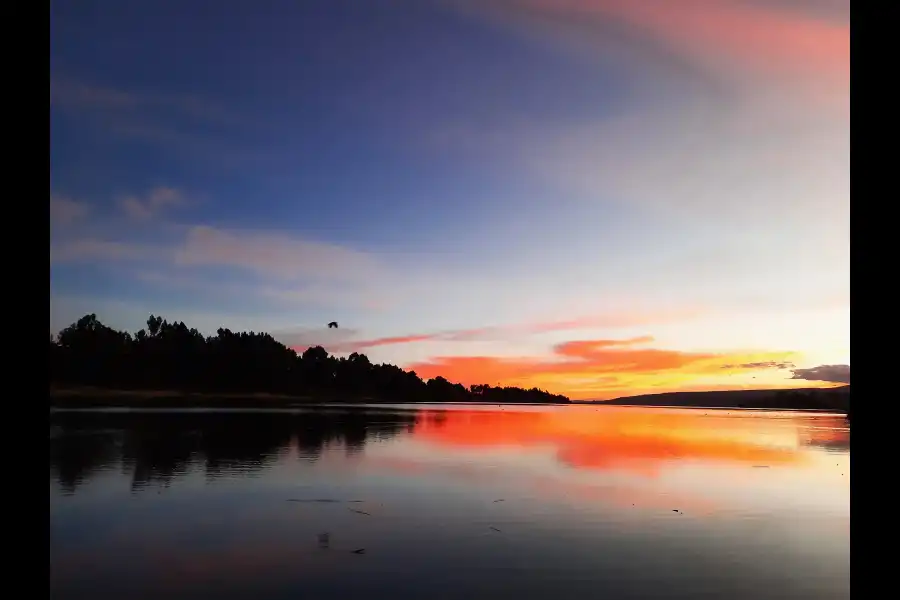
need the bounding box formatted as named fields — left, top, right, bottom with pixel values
left=50, top=409, right=418, bottom=494
left=50, top=406, right=849, bottom=600
left=413, top=407, right=850, bottom=475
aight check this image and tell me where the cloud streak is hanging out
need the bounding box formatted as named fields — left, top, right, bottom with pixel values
left=173, top=225, right=387, bottom=283
left=58, top=222, right=686, bottom=319
left=310, top=314, right=697, bottom=354
left=53, top=224, right=388, bottom=280
left=720, top=361, right=795, bottom=370
left=50, top=78, right=245, bottom=127
left=791, top=364, right=849, bottom=384
left=270, top=326, right=364, bottom=352
left=119, top=187, right=186, bottom=220
left=51, top=239, right=162, bottom=263
left=50, top=77, right=263, bottom=168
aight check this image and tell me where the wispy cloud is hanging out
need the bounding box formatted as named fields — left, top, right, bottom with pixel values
left=118, top=187, right=186, bottom=220
left=50, top=188, right=190, bottom=262
left=51, top=239, right=163, bottom=263
left=55, top=212, right=830, bottom=331
left=173, top=225, right=387, bottom=283
left=101, top=119, right=261, bottom=168
left=131, top=270, right=388, bottom=312
left=53, top=224, right=387, bottom=282
left=50, top=77, right=261, bottom=168
left=258, top=286, right=393, bottom=311
left=791, top=364, right=849, bottom=384
left=50, top=194, right=89, bottom=227
left=51, top=223, right=405, bottom=312
left=50, top=78, right=245, bottom=127
left=452, top=0, right=848, bottom=95
left=720, top=361, right=795, bottom=370
left=271, top=327, right=364, bottom=352
left=311, top=313, right=697, bottom=354
left=50, top=79, right=135, bottom=110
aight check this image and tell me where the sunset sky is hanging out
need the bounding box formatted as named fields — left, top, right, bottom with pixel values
left=50, top=0, right=849, bottom=400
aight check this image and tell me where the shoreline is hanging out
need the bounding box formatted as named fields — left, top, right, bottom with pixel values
left=50, top=385, right=849, bottom=412
left=49, top=387, right=570, bottom=408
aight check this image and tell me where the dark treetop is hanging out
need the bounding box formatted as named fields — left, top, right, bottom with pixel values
left=49, top=314, right=569, bottom=405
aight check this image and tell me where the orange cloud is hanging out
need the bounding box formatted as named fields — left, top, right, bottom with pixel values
left=406, top=336, right=812, bottom=399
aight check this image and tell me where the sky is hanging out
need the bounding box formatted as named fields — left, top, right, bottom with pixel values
left=50, top=0, right=849, bottom=400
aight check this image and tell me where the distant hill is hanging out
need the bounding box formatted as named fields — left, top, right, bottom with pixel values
left=593, top=385, right=849, bottom=411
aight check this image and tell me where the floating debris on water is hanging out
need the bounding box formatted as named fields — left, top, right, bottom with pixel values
left=490, top=526, right=502, bottom=532
left=351, top=548, right=366, bottom=554
left=287, top=499, right=340, bottom=503
left=317, top=533, right=330, bottom=549
left=493, top=499, right=505, bottom=503
left=349, top=509, right=372, bottom=516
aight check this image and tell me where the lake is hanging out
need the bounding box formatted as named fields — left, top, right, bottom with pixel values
left=50, top=405, right=850, bottom=599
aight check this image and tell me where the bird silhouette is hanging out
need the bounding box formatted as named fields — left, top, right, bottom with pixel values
left=327, top=321, right=338, bottom=329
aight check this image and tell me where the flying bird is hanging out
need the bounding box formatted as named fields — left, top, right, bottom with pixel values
left=327, top=321, right=338, bottom=329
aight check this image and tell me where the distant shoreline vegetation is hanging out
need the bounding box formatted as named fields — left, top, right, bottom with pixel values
left=592, top=386, right=850, bottom=412
left=49, top=314, right=570, bottom=407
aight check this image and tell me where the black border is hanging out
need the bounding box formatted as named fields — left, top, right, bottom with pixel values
left=48, top=0, right=54, bottom=591
left=849, top=2, right=893, bottom=594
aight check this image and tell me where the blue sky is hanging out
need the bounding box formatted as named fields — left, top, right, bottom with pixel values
left=50, top=0, right=849, bottom=399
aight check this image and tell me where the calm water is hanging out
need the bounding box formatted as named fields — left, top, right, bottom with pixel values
left=50, top=405, right=850, bottom=599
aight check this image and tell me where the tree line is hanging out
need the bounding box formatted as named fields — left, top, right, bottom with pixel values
left=49, top=314, right=570, bottom=404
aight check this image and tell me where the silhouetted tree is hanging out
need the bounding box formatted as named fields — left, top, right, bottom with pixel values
left=49, top=313, right=570, bottom=404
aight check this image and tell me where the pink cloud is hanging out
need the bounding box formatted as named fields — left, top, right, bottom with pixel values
left=460, top=0, right=848, bottom=94
left=310, top=310, right=698, bottom=353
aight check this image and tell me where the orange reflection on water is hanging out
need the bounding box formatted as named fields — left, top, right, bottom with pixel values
left=413, top=407, right=848, bottom=477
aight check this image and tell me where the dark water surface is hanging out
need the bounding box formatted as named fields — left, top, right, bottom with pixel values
left=50, top=405, right=849, bottom=599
